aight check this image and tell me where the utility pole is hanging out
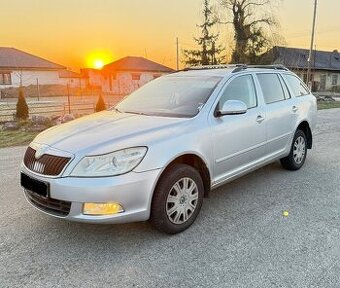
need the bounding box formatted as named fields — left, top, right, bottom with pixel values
left=79, top=78, right=83, bottom=100
left=176, top=37, right=179, bottom=71
left=67, top=83, right=71, bottom=114
left=307, top=0, right=318, bottom=89
left=36, top=78, right=40, bottom=101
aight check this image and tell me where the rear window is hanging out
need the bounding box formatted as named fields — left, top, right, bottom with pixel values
left=283, top=74, right=310, bottom=97
left=257, top=73, right=286, bottom=104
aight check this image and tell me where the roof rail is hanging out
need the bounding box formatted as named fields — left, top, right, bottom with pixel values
left=182, top=64, right=289, bottom=73
left=250, top=64, right=289, bottom=71
left=183, top=64, right=245, bottom=71
left=231, top=64, right=290, bottom=73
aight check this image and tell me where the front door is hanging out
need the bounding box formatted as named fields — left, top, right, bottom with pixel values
left=210, top=74, right=266, bottom=185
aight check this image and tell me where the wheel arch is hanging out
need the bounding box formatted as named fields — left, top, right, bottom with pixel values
left=155, top=153, right=211, bottom=198
left=296, top=120, right=313, bottom=149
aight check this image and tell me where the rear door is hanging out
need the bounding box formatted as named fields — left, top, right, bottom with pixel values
left=255, top=73, right=296, bottom=156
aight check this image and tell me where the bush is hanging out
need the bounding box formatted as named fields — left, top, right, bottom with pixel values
left=95, top=94, right=106, bottom=112
left=16, top=89, right=29, bottom=120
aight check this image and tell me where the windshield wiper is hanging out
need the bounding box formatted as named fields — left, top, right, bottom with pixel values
left=112, top=107, right=122, bottom=113
left=123, top=110, right=150, bottom=116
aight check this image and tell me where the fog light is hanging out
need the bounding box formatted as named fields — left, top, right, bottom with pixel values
left=83, top=202, right=124, bottom=215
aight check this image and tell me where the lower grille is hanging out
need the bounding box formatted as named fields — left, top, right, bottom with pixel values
left=25, top=190, right=71, bottom=217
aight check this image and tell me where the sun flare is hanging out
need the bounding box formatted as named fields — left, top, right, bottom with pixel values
left=94, top=59, right=104, bottom=69
left=86, top=51, right=113, bottom=69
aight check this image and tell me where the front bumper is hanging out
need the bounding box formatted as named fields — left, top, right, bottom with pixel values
left=21, top=165, right=161, bottom=224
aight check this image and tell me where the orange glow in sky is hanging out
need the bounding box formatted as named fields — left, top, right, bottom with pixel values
left=0, top=0, right=339, bottom=70
left=86, top=51, right=114, bottom=69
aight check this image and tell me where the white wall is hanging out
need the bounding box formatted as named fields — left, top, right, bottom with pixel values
left=102, top=71, right=165, bottom=94
left=59, top=77, right=87, bottom=88
left=0, top=70, right=62, bottom=89
left=86, top=70, right=103, bottom=87
left=294, top=70, right=339, bottom=91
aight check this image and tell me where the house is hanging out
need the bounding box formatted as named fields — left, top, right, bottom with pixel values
left=59, top=69, right=86, bottom=88
left=80, top=68, right=103, bottom=89
left=99, top=56, right=175, bottom=94
left=262, top=46, right=340, bottom=91
left=0, top=47, right=66, bottom=89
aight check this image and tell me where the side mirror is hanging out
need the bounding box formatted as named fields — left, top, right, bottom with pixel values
left=216, top=100, right=248, bottom=117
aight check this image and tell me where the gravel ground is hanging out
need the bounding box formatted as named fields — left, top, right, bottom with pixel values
left=0, top=109, right=339, bottom=288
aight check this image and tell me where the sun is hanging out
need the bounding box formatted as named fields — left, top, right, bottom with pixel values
left=94, top=59, right=104, bottom=69
left=86, top=51, right=114, bottom=69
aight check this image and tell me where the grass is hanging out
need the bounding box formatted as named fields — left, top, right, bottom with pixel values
left=317, top=101, right=340, bottom=110
left=0, top=130, right=39, bottom=148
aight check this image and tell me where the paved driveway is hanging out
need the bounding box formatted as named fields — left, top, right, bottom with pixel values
left=0, top=109, right=339, bottom=288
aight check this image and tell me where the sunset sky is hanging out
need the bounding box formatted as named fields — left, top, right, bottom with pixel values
left=1, top=0, right=339, bottom=71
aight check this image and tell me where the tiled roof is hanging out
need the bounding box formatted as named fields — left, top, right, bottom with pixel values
left=103, top=56, right=175, bottom=73
left=59, top=70, right=82, bottom=78
left=265, top=46, right=340, bottom=71
left=0, top=47, right=65, bottom=70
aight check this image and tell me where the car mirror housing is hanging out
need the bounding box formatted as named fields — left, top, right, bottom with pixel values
left=216, top=100, right=248, bottom=117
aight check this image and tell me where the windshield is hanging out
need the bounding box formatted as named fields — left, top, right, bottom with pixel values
left=115, top=76, right=221, bottom=118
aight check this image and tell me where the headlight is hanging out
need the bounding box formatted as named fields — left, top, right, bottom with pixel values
left=70, top=147, right=147, bottom=177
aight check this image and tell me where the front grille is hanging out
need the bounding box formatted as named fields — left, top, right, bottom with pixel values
left=25, top=190, right=71, bottom=217
left=24, top=147, right=71, bottom=176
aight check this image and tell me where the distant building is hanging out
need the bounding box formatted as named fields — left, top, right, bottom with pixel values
left=59, top=69, right=86, bottom=88
left=80, top=68, right=102, bottom=89
left=0, top=48, right=175, bottom=95
left=84, top=56, right=175, bottom=95
left=0, top=47, right=66, bottom=88
left=263, top=46, right=340, bottom=91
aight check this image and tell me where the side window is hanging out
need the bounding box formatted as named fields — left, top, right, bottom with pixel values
left=257, top=73, right=286, bottom=104
left=283, top=74, right=310, bottom=97
left=278, top=74, right=291, bottom=99
left=219, top=75, right=257, bottom=109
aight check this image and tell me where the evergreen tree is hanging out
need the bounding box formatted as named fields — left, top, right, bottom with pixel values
left=95, top=94, right=106, bottom=112
left=184, top=0, right=224, bottom=66
left=16, top=89, right=29, bottom=120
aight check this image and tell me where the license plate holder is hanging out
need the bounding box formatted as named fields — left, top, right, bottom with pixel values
left=21, top=173, right=49, bottom=198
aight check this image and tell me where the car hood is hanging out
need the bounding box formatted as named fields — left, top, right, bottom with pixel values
left=32, top=111, right=188, bottom=155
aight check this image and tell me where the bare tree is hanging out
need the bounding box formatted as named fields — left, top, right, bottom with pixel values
left=220, top=0, right=281, bottom=64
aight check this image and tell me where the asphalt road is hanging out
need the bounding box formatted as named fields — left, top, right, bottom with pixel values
left=0, top=109, right=339, bottom=288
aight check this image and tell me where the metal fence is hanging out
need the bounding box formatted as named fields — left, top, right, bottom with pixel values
left=0, top=95, right=124, bottom=122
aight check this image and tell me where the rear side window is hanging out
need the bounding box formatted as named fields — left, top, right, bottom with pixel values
left=283, top=74, right=310, bottom=97
left=257, top=74, right=285, bottom=104
left=219, top=75, right=257, bottom=109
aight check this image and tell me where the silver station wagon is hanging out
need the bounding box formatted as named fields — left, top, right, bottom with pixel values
left=21, top=65, right=317, bottom=234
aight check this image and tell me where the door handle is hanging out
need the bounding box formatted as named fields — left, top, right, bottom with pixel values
left=292, top=106, right=298, bottom=112
left=256, top=115, right=265, bottom=124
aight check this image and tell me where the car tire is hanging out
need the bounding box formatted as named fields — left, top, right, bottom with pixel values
left=280, top=129, right=307, bottom=171
left=150, top=164, right=204, bottom=234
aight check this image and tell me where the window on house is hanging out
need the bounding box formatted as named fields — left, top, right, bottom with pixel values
left=131, top=73, right=141, bottom=81
left=111, top=73, right=117, bottom=80
left=0, top=73, right=12, bottom=85
left=257, top=73, right=286, bottom=104
left=332, top=74, right=338, bottom=86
